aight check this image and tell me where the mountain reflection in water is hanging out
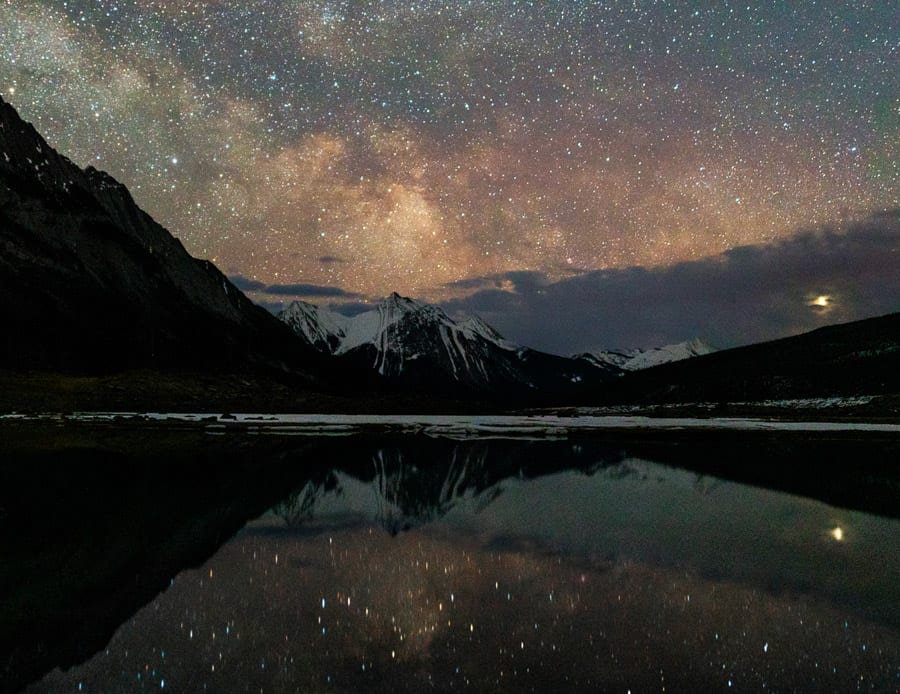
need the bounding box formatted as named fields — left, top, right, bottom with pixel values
left=8, top=432, right=900, bottom=692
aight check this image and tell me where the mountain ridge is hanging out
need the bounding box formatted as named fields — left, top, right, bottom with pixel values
left=597, top=310, right=900, bottom=404
left=577, top=338, right=717, bottom=371
left=278, top=294, right=621, bottom=398
left=0, top=95, right=332, bottom=381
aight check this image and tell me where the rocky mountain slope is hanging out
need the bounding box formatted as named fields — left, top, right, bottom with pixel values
left=0, top=96, right=330, bottom=380
left=279, top=294, right=621, bottom=398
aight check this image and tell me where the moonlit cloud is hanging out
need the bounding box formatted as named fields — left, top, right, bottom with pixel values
left=443, top=211, right=900, bottom=354
left=807, top=294, right=834, bottom=315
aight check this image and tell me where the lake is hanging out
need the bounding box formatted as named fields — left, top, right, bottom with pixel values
left=3, top=421, right=898, bottom=692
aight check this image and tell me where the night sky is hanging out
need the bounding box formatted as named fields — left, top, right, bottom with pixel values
left=1, top=1, right=897, bottom=352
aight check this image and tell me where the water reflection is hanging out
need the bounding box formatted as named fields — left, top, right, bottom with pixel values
left=21, top=436, right=899, bottom=693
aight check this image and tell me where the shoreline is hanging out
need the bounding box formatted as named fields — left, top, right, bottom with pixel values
left=3, top=410, right=900, bottom=437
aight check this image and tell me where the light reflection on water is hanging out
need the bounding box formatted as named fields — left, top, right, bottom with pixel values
left=27, top=449, right=900, bottom=693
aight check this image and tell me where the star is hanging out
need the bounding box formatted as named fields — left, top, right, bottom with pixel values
left=0, top=0, right=895, bottom=349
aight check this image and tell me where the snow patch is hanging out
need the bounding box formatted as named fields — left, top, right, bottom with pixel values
left=583, top=338, right=717, bottom=371
left=6, top=412, right=898, bottom=437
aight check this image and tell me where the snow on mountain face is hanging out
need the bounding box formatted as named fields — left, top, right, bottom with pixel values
left=280, top=293, right=514, bottom=380
left=578, top=350, right=634, bottom=370
left=278, top=300, right=349, bottom=353
left=458, top=314, right=516, bottom=348
left=625, top=338, right=716, bottom=370
left=278, top=293, right=618, bottom=396
left=581, top=338, right=717, bottom=371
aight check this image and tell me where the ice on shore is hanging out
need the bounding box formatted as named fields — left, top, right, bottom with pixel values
left=3, top=411, right=898, bottom=437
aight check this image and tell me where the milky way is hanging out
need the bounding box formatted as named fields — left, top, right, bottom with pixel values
left=0, top=1, right=896, bottom=309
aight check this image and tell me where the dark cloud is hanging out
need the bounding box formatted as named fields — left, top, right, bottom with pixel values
left=228, top=276, right=363, bottom=301
left=443, top=277, right=499, bottom=290
left=263, top=283, right=362, bottom=298
left=443, top=211, right=900, bottom=355
left=258, top=299, right=374, bottom=318
left=228, top=274, right=267, bottom=292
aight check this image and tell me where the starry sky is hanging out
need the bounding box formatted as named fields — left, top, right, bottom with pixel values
left=1, top=1, right=897, bottom=351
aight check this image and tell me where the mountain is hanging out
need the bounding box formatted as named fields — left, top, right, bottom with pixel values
left=279, top=294, right=622, bottom=398
left=578, top=338, right=717, bottom=371
left=597, top=312, right=900, bottom=404
left=0, top=96, right=332, bottom=380
left=272, top=438, right=628, bottom=535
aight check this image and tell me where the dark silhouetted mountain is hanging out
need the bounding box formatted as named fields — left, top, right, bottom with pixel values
left=0, top=96, right=331, bottom=379
left=279, top=293, right=622, bottom=399
left=598, top=311, right=900, bottom=404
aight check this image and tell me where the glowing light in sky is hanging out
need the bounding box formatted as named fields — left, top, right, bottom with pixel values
left=808, top=294, right=835, bottom=313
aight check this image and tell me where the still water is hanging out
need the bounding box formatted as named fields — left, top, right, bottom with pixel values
left=15, top=434, right=900, bottom=692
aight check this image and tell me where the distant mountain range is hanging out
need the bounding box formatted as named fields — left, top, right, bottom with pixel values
left=599, top=311, right=900, bottom=405
left=1, top=93, right=897, bottom=408
left=278, top=294, right=621, bottom=398
left=576, top=338, right=717, bottom=371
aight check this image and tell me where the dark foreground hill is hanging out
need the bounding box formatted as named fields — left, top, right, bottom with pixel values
left=598, top=311, right=900, bottom=405
left=0, top=96, right=333, bottom=382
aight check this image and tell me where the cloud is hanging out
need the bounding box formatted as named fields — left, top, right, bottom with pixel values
left=263, top=283, right=363, bottom=298
left=256, top=298, right=374, bottom=317
left=229, top=275, right=365, bottom=300
left=228, top=274, right=267, bottom=292
left=442, top=211, right=900, bottom=355
left=443, top=270, right=547, bottom=292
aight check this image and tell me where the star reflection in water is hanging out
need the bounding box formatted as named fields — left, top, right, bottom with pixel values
left=27, top=457, right=900, bottom=692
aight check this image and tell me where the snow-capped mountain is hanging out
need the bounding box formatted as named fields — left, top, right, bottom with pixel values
left=273, top=439, right=627, bottom=535
left=278, top=300, right=350, bottom=353
left=279, top=293, right=621, bottom=397
left=578, top=338, right=717, bottom=371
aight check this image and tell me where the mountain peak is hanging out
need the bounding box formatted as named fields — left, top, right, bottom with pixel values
left=379, top=292, right=427, bottom=313
left=278, top=295, right=621, bottom=395
left=0, top=96, right=85, bottom=193
left=278, top=301, right=348, bottom=353
left=0, top=94, right=328, bottom=376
